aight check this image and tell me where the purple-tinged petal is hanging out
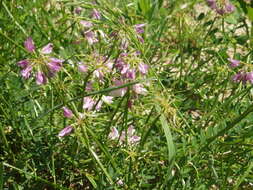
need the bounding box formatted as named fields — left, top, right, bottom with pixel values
left=115, top=58, right=125, bottom=71
left=78, top=62, right=88, bottom=73
left=85, top=31, right=98, bottom=45
left=102, top=95, right=113, bottom=104
left=95, top=100, right=103, bottom=111
left=21, top=65, right=32, bottom=79
left=125, top=69, right=136, bottom=80
left=58, top=125, right=73, bottom=137
left=93, top=69, right=104, bottom=80
left=91, top=9, right=101, bottom=20
left=36, top=71, right=47, bottom=85
left=75, top=7, right=82, bottom=14
left=121, top=64, right=130, bottom=74
left=225, top=3, right=235, bottom=13
left=80, top=20, right=93, bottom=28
left=41, top=43, right=53, bottom=54
left=129, top=135, right=141, bottom=144
left=228, top=58, right=240, bottom=68
left=133, top=84, right=147, bottom=95
left=83, top=97, right=95, bottom=111
left=47, top=58, right=63, bottom=73
left=108, top=127, right=119, bottom=140
left=116, top=179, right=124, bottom=186
left=232, top=71, right=246, bottom=83
left=135, top=23, right=146, bottom=34
left=24, top=37, right=35, bottom=53
left=246, top=72, right=253, bottom=84
left=17, top=59, right=29, bottom=68
left=138, top=63, right=149, bottom=75
left=216, top=8, right=226, bottom=15
left=109, top=80, right=127, bottom=97
left=62, top=106, right=73, bottom=118
left=206, top=0, right=217, bottom=10
left=106, top=61, right=114, bottom=71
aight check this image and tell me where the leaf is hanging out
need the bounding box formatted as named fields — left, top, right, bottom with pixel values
left=156, top=105, right=176, bottom=165
left=85, top=173, right=98, bottom=189
left=247, top=7, right=253, bottom=21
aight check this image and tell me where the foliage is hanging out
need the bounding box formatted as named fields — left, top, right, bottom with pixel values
left=1, top=0, right=253, bottom=189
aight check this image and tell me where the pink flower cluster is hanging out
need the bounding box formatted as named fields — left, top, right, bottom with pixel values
left=58, top=107, right=74, bottom=137
left=78, top=9, right=102, bottom=45
left=108, top=126, right=141, bottom=145
left=206, top=0, right=235, bottom=15
left=83, top=95, right=113, bottom=111
left=17, top=37, right=64, bottom=85
left=232, top=71, right=253, bottom=84
left=77, top=52, right=149, bottom=97
left=58, top=95, right=114, bottom=138
left=228, top=58, right=253, bottom=84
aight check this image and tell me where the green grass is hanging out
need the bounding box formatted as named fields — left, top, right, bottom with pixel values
left=1, top=0, right=253, bottom=189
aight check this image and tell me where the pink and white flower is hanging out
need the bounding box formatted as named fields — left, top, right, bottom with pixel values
left=83, top=97, right=95, bottom=111
left=58, top=125, right=73, bottom=137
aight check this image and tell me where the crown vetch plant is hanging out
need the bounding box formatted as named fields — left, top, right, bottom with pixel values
left=17, top=37, right=64, bottom=85
left=3, top=0, right=253, bottom=189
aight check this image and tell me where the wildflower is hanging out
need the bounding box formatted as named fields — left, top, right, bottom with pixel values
left=84, top=31, right=98, bottom=45
left=78, top=62, right=88, bottom=73
left=135, top=24, right=146, bottom=34
left=109, top=80, right=127, bottom=97
left=41, top=43, right=53, bottom=54
left=115, top=59, right=125, bottom=71
left=232, top=72, right=244, bottom=83
left=119, top=125, right=141, bottom=145
left=17, top=59, right=29, bottom=68
left=116, top=179, right=124, bottom=186
left=225, top=2, right=235, bottom=13
left=95, top=100, right=103, bottom=111
left=91, top=9, right=101, bottom=20
left=62, top=106, right=73, bottom=118
left=129, top=135, right=141, bottom=144
left=36, top=71, right=47, bottom=85
left=125, top=69, right=136, bottom=80
left=21, top=65, right=32, bottom=79
left=93, top=69, right=104, bottom=80
left=58, top=125, right=73, bottom=137
left=75, top=7, right=82, bottom=14
left=138, top=63, right=149, bottom=75
left=102, top=95, right=113, bottom=104
left=105, top=61, right=114, bottom=71
left=216, top=8, right=226, bottom=15
left=228, top=58, right=240, bottom=68
left=83, top=97, right=95, bottom=110
left=47, top=58, right=63, bottom=73
left=80, top=20, right=93, bottom=28
left=206, top=0, right=235, bottom=15
left=133, top=84, right=147, bottom=95
left=108, top=127, right=119, bottom=140
left=24, top=37, right=35, bottom=52
left=246, top=72, right=253, bottom=84
left=206, top=0, right=217, bottom=10
left=18, top=37, right=63, bottom=84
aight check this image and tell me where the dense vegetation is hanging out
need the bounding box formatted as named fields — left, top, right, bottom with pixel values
left=1, top=0, right=253, bottom=189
